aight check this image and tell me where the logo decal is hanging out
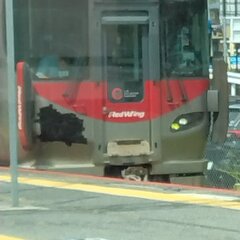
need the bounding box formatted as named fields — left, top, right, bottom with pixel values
left=112, top=87, right=123, bottom=101
left=108, top=111, right=145, bottom=119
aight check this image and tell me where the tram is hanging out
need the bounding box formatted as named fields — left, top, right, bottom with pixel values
left=1, top=0, right=228, bottom=185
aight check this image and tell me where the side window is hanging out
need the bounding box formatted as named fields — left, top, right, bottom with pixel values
left=14, top=0, right=89, bottom=80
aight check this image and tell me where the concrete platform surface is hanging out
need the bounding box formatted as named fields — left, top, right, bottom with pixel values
left=0, top=167, right=240, bottom=240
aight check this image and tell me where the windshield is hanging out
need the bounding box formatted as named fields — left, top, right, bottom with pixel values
left=160, top=0, right=209, bottom=77
left=13, top=0, right=209, bottom=80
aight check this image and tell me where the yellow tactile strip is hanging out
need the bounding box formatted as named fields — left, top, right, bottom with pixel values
left=0, top=175, right=240, bottom=210
left=0, top=235, right=24, bottom=240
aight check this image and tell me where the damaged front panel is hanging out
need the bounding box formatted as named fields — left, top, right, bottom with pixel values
left=38, top=105, right=87, bottom=146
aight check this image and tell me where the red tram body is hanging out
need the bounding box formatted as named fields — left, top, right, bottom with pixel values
left=0, top=0, right=228, bottom=185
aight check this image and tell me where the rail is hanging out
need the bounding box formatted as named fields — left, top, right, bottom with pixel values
left=227, top=72, right=240, bottom=96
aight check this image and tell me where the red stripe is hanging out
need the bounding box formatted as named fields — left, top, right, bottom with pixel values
left=33, top=78, right=209, bottom=122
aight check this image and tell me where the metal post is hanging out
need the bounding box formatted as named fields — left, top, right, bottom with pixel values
left=223, top=19, right=228, bottom=62
left=5, top=0, right=19, bottom=207
left=222, top=0, right=228, bottom=62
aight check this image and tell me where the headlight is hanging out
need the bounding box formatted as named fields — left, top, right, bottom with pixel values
left=171, top=123, right=180, bottom=130
left=171, top=112, right=204, bottom=132
left=178, top=118, right=188, bottom=125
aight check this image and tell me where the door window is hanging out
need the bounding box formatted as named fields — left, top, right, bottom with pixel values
left=104, top=24, right=148, bottom=103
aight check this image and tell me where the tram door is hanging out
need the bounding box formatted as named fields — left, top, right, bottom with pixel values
left=90, top=1, right=160, bottom=160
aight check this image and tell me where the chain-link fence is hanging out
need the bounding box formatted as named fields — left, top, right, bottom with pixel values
left=205, top=135, right=240, bottom=190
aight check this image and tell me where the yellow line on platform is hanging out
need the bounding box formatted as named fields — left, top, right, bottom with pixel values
left=1, top=175, right=240, bottom=210
left=0, top=235, right=24, bottom=240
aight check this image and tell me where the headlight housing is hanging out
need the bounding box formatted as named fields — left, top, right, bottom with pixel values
left=170, top=112, right=204, bottom=132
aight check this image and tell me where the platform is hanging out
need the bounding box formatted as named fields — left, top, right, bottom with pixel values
left=0, top=167, right=240, bottom=240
